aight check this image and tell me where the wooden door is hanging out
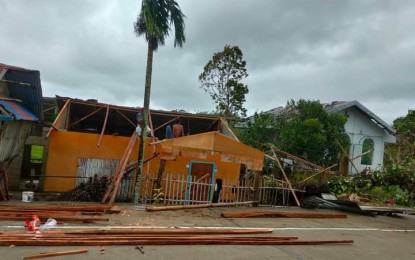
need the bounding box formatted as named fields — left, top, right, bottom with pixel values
left=189, top=163, right=213, bottom=203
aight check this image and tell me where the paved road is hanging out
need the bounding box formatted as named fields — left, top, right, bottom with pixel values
left=0, top=203, right=414, bottom=260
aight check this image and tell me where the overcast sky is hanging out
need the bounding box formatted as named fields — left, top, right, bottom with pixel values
left=1, top=0, right=414, bottom=124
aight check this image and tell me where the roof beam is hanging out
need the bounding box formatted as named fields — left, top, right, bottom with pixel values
left=46, top=99, right=71, bottom=138
left=97, top=105, right=110, bottom=147
left=116, top=109, right=136, bottom=128
left=67, top=107, right=103, bottom=129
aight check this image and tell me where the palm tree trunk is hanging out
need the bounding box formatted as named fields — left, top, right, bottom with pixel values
left=134, top=38, right=154, bottom=203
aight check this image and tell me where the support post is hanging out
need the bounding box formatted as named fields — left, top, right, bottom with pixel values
left=157, top=159, right=166, bottom=189
left=253, top=171, right=261, bottom=207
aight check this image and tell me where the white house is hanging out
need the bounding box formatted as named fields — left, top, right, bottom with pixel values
left=324, top=101, right=396, bottom=174
left=240, top=100, right=396, bottom=174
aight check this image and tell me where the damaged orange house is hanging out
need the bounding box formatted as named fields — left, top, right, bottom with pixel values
left=44, top=97, right=264, bottom=202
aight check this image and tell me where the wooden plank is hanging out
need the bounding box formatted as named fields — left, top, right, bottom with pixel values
left=221, top=211, right=347, bottom=218
left=272, top=147, right=325, bottom=171
left=116, top=109, right=136, bottom=127
left=46, top=99, right=70, bottom=138
left=146, top=201, right=256, bottom=211
left=0, top=211, right=80, bottom=217
left=337, top=140, right=360, bottom=173
left=23, top=249, right=88, bottom=259
left=0, top=239, right=353, bottom=246
left=298, top=164, right=338, bottom=184
left=0, top=205, right=114, bottom=212
left=108, top=131, right=138, bottom=204
left=219, top=117, right=239, bottom=141
left=0, top=235, right=297, bottom=241
left=153, top=115, right=181, bottom=132
left=67, top=107, right=103, bottom=129
left=102, top=131, right=138, bottom=203
left=266, top=152, right=301, bottom=206
left=63, top=228, right=272, bottom=235
left=0, top=216, right=108, bottom=223
left=97, top=104, right=110, bottom=147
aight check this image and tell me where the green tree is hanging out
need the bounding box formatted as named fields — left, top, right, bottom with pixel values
left=383, top=109, right=415, bottom=200
left=386, top=109, right=415, bottom=164
left=238, top=112, right=278, bottom=150
left=199, top=45, right=249, bottom=119
left=133, top=0, right=186, bottom=203
left=276, top=99, right=348, bottom=166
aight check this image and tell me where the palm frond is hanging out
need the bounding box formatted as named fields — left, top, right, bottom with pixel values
left=134, top=0, right=186, bottom=50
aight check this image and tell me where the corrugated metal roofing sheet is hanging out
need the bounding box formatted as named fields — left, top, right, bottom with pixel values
left=0, top=100, right=38, bottom=121
left=0, top=63, right=38, bottom=72
left=0, top=63, right=43, bottom=122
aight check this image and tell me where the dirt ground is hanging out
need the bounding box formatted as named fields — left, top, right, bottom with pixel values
left=0, top=202, right=414, bottom=260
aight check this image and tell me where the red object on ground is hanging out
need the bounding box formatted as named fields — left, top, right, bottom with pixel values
left=25, top=215, right=40, bottom=231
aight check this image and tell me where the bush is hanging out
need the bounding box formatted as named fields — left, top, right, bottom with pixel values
left=326, top=170, right=415, bottom=206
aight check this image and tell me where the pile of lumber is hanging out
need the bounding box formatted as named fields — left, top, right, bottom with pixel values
left=221, top=210, right=347, bottom=218
left=0, top=228, right=353, bottom=246
left=55, top=175, right=112, bottom=202
left=0, top=204, right=120, bottom=224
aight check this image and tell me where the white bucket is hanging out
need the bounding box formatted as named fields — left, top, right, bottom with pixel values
left=22, top=191, right=34, bottom=202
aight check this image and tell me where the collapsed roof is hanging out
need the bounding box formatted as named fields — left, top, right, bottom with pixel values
left=52, top=96, right=235, bottom=140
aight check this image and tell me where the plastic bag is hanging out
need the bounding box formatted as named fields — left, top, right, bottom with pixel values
left=39, top=218, right=57, bottom=231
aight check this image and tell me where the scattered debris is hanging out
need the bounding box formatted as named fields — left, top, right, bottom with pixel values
left=302, top=196, right=374, bottom=216
left=359, top=206, right=415, bottom=216
left=302, top=196, right=415, bottom=217
left=348, top=193, right=370, bottom=202
left=135, top=245, right=145, bottom=254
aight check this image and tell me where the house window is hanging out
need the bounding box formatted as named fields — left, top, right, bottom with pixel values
left=361, top=138, right=374, bottom=165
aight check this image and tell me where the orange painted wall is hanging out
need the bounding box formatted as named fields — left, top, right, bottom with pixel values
left=45, top=131, right=149, bottom=191
left=45, top=131, right=241, bottom=193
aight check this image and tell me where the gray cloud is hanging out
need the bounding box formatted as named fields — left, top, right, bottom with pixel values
left=1, top=0, right=414, bottom=123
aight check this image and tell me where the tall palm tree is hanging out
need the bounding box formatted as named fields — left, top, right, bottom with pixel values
left=133, top=0, right=186, bottom=203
